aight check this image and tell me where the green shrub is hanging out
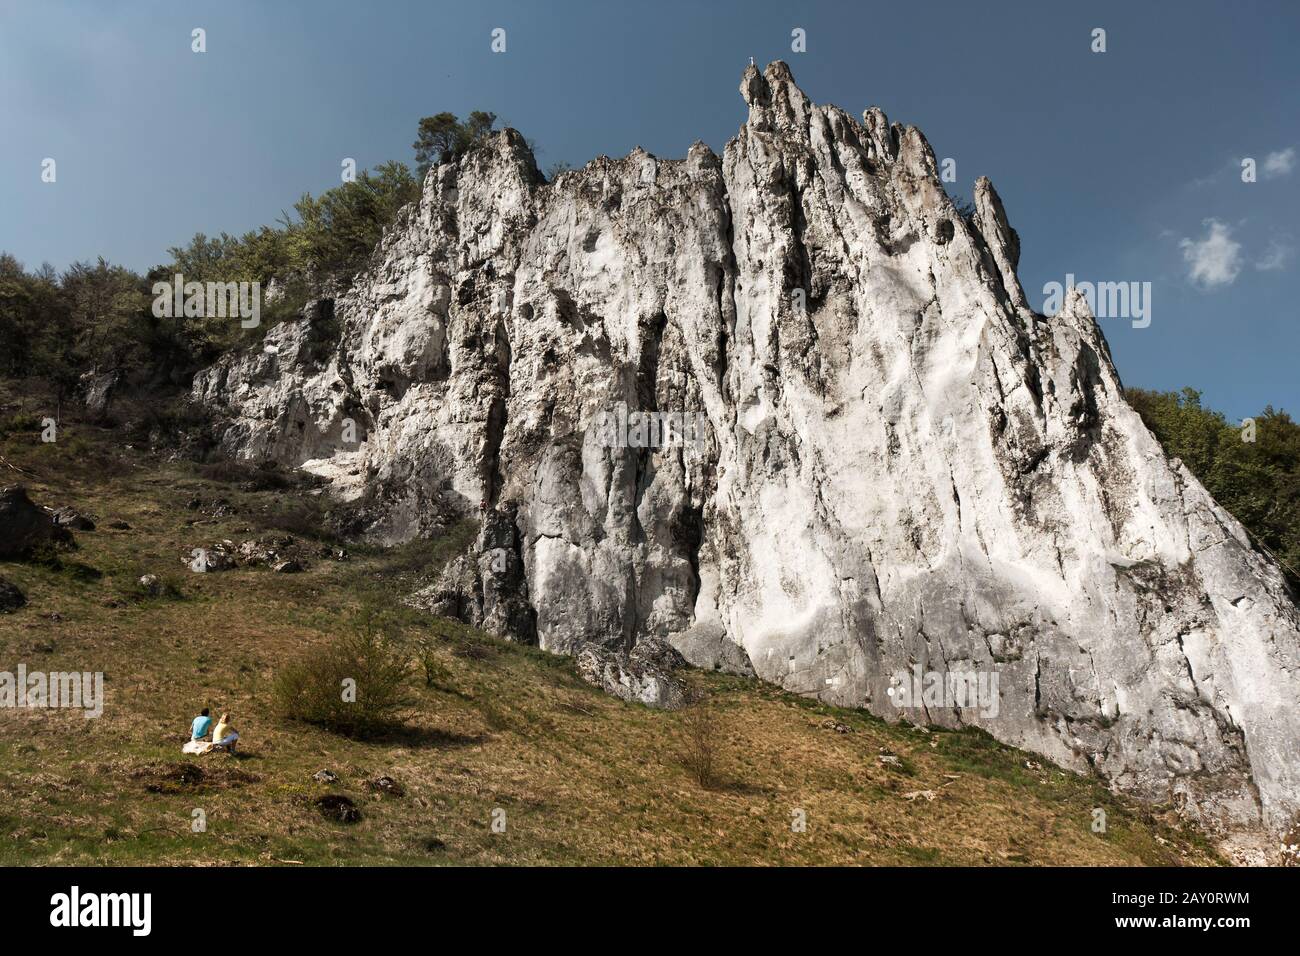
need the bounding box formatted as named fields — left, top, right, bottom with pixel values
left=0, top=412, right=41, bottom=437
left=123, top=572, right=184, bottom=603
left=127, top=398, right=210, bottom=449
left=272, top=626, right=412, bottom=737
left=413, top=111, right=497, bottom=176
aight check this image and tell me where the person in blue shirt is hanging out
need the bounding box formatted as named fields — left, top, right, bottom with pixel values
left=190, top=708, right=213, bottom=741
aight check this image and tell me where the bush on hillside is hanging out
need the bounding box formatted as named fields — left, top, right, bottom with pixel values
left=679, top=694, right=724, bottom=790
left=272, top=623, right=413, bottom=737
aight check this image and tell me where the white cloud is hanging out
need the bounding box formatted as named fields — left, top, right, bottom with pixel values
left=1188, top=166, right=1225, bottom=189
left=1179, top=219, right=1242, bottom=289
left=1256, top=238, right=1294, bottom=272
left=1263, top=147, right=1295, bottom=178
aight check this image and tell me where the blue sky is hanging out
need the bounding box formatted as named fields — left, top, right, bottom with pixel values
left=1, top=0, right=1296, bottom=419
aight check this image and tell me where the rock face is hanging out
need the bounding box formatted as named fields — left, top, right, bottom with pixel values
left=80, top=369, right=122, bottom=421
left=193, top=63, right=1300, bottom=842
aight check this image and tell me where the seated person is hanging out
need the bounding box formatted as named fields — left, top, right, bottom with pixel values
left=211, top=712, right=239, bottom=752
left=182, top=708, right=215, bottom=755
left=190, top=708, right=213, bottom=739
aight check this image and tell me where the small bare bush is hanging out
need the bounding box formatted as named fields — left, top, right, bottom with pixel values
left=414, top=638, right=451, bottom=688
left=680, top=696, right=723, bottom=790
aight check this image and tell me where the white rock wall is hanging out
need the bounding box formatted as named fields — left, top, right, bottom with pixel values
left=194, top=62, right=1300, bottom=843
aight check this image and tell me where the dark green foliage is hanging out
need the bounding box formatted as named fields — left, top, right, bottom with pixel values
left=1128, top=387, right=1300, bottom=585
left=272, top=615, right=413, bottom=737
left=194, top=458, right=297, bottom=492
left=942, top=187, right=977, bottom=224
left=162, top=160, right=418, bottom=356
left=413, top=111, right=497, bottom=176
left=288, top=161, right=419, bottom=279
left=0, top=255, right=62, bottom=379
left=1, top=254, right=155, bottom=404
left=258, top=495, right=343, bottom=545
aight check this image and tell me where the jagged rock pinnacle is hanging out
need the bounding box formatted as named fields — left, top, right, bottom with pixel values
left=194, top=61, right=1300, bottom=859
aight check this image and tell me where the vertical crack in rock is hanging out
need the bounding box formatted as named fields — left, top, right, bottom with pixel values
left=482, top=316, right=512, bottom=507
left=195, top=61, right=1300, bottom=848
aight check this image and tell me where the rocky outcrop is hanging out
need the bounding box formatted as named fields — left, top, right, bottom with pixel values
left=576, top=641, right=688, bottom=709
left=79, top=369, right=122, bottom=421
left=193, top=63, right=1300, bottom=846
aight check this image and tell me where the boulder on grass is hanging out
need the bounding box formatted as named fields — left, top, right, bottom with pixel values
left=0, top=575, right=26, bottom=613
left=52, top=507, right=95, bottom=531
left=576, top=640, right=688, bottom=710
left=0, top=486, right=74, bottom=559
left=137, top=574, right=164, bottom=597
left=315, top=794, right=361, bottom=823
left=181, top=543, right=237, bottom=572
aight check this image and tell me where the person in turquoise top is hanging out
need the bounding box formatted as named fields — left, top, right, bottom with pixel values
left=190, top=708, right=213, bottom=740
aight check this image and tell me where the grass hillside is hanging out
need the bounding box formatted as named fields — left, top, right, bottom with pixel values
left=0, top=405, right=1223, bottom=866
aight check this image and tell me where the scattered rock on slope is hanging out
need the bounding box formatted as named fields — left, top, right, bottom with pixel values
left=137, top=574, right=163, bottom=597
left=51, top=507, right=95, bottom=531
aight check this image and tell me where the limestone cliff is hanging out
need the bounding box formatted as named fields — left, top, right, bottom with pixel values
left=194, top=63, right=1300, bottom=847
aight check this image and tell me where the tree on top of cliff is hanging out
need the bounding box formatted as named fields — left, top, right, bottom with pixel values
left=413, top=111, right=497, bottom=177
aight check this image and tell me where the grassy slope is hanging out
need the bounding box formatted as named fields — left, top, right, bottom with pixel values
left=0, top=414, right=1222, bottom=866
